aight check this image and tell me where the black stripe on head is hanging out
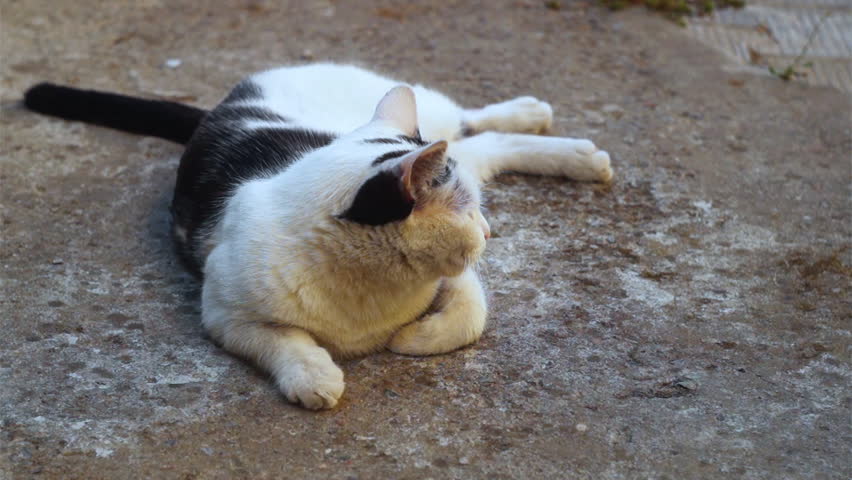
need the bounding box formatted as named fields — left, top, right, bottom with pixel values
left=364, top=137, right=403, bottom=144
left=398, top=132, right=427, bottom=146
left=339, top=170, right=413, bottom=225
left=223, top=81, right=263, bottom=103
left=372, top=149, right=411, bottom=166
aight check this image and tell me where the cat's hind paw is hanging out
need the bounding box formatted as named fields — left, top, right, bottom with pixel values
left=499, top=96, right=553, bottom=134
left=594, top=150, right=613, bottom=183
left=565, top=139, right=613, bottom=183
left=275, top=351, right=344, bottom=410
left=465, top=96, right=553, bottom=135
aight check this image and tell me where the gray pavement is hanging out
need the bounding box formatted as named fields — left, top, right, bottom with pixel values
left=1, top=1, right=850, bottom=479
left=687, top=0, right=852, bottom=94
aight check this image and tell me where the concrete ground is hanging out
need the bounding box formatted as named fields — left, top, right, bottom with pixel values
left=686, top=0, right=852, bottom=95
left=1, top=1, right=849, bottom=479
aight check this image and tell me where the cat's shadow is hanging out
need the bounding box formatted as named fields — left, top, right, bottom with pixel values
left=144, top=184, right=284, bottom=389
left=145, top=177, right=204, bottom=327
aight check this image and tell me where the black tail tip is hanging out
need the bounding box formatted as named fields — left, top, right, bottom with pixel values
left=24, top=83, right=65, bottom=112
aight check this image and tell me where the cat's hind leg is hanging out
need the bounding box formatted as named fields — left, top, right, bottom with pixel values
left=462, top=97, right=553, bottom=135
left=449, top=131, right=612, bottom=183
left=388, top=269, right=487, bottom=356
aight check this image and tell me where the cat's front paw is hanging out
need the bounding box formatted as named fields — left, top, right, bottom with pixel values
left=275, top=351, right=344, bottom=410
left=388, top=311, right=484, bottom=356
left=500, top=96, right=553, bottom=134
left=567, top=140, right=613, bottom=182
left=388, top=316, right=447, bottom=356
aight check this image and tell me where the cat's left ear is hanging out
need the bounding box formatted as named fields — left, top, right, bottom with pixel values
left=371, top=86, right=418, bottom=136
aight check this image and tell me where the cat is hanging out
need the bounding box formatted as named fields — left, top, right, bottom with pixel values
left=24, top=63, right=612, bottom=409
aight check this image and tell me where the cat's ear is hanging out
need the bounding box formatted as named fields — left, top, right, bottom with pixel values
left=371, top=86, right=418, bottom=136
left=397, top=140, right=448, bottom=202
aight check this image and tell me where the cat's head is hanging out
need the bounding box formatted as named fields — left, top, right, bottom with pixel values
left=300, top=87, right=489, bottom=280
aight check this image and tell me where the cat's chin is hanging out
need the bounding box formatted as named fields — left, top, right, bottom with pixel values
left=439, top=261, right=468, bottom=278
left=436, top=248, right=483, bottom=278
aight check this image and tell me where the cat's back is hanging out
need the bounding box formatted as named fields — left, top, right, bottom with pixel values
left=249, top=64, right=396, bottom=133
left=248, top=63, right=463, bottom=139
left=170, top=78, right=337, bottom=275
left=170, top=63, right=465, bottom=275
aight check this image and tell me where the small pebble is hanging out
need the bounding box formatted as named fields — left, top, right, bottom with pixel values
left=576, top=423, right=588, bottom=432
left=384, top=388, right=399, bottom=398
left=676, top=379, right=698, bottom=391
left=51, top=258, right=63, bottom=265
left=164, top=58, right=182, bottom=69
left=583, top=110, right=606, bottom=126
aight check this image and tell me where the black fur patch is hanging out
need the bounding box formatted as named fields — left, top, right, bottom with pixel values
left=171, top=102, right=336, bottom=275
left=398, top=133, right=427, bottom=146
left=222, top=81, right=263, bottom=103
left=339, top=171, right=413, bottom=226
left=372, top=149, right=411, bottom=166
left=364, top=137, right=403, bottom=145
left=213, top=105, right=288, bottom=124
left=460, top=123, right=476, bottom=137
left=24, top=83, right=206, bottom=144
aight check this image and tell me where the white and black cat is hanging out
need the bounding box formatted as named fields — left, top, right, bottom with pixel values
left=25, top=63, right=612, bottom=409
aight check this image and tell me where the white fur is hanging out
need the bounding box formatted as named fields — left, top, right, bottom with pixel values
left=462, top=96, right=553, bottom=134
left=201, top=63, right=613, bottom=409
left=246, top=64, right=464, bottom=141
left=449, top=132, right=613, bottom=183
left=387, top=269, right=487, bottom=356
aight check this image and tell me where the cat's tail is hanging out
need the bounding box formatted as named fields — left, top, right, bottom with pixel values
left=23, top=83, right=208, bottom=144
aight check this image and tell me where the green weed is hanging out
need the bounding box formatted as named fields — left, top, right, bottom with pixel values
left=598, top=0, right=745, bottom=25
left=768, top=13, right=832, bottom=82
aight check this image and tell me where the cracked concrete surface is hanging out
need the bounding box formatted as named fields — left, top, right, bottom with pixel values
left=1, top=1, right=850, bottom=479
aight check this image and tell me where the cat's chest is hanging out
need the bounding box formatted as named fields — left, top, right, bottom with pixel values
left=275, top=277, right=440, bottom=357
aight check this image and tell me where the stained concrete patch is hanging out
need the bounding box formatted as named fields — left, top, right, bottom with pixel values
left=617, top=269, right=675, bottom=309
left=1, top=1, right=851, bottom=479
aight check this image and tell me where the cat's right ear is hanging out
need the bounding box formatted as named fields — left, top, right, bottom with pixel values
left=371, top=86, right=418, bottom=136
left=397, top=140, right=448, bottom=202
left=340, top=140, right=446, bottom=226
